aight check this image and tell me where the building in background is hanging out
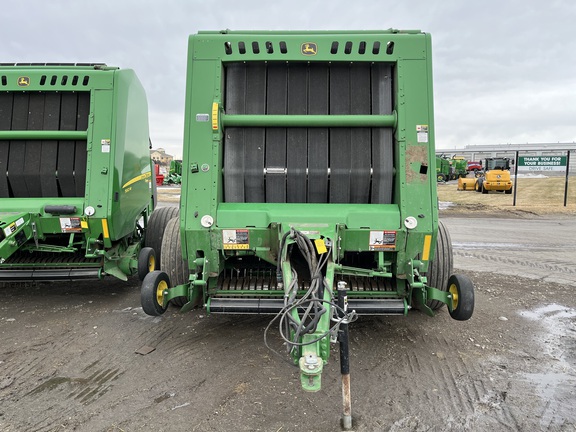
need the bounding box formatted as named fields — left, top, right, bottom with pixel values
left=151, top=148, right=173, bottom=166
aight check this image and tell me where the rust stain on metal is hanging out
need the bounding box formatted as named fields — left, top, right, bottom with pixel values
left=405, top=145, right=429, bottom=183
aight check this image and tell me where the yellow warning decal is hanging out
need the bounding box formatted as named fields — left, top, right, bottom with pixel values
left=314, top=238, right=327, bottom=254
left=102, top=219, right=110, bottom=239
left=122, top=171, right=152, bottom=189
left=223, top=244, right=250, bottom=250
left=81, top=220, right=88, bottom=229
left=212, top=102, right=219, bottom=130
left=422, top=234, right=432, bottom=261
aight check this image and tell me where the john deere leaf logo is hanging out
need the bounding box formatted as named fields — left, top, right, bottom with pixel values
left=301, top=43, right=317, bottom=56
left=18, top=76, right=30, bottom=86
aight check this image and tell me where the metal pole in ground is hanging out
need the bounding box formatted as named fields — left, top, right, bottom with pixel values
left=513, top=150, right=519, bottom=206
left=337, top=281, right=352, bottom=430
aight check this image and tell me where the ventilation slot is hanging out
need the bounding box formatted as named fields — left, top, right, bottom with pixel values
left=344, top=41, right=353, bottom=54
left=224, top=41, right=233, bottom=55
left=331, top=41, right=339, bottom=54
left=1, top=76, right=6, bottom=86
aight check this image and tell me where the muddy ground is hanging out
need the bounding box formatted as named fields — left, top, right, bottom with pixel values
left=0, top=212, right=575, bottom=431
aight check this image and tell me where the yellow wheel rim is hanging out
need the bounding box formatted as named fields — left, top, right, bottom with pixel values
left=449, top=283, right=459, bottom=310
left=156, top=280, right=167, bottom=306
left=148, top=255, right=156, bottom=272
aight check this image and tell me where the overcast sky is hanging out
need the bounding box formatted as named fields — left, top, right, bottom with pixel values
left=3, top=0, right=575, bottom=158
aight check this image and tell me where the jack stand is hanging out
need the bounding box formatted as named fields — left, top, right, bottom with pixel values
left=337, top=281, right=352, bottom=430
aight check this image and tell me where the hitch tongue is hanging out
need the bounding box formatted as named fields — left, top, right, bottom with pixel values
left=299, top=352, right=323, bottom=392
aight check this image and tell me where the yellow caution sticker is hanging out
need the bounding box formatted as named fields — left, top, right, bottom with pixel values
left=222, top=229, right=249, bottom=250
left=314, top=238, right=327, bottom=254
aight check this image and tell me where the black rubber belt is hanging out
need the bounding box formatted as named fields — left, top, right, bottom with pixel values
left=307, top=63, right=329, bottom=203
left=265, top=64, right=287, bottom=203
left=244, top=63, right=266, bottom=202
left=24, top=92, right=44, bottom=197
left=329, top=65, right=351, bottom=203
left=8, top=93, right=29, bottom=198
left=0, top=93, right=13, bottom=198
left=286, top=63, right=307, bottom=203
left=350, top=64, right=372, bottom=204
left=223, top=63, right=246, bottom=203
left=371, top=64, right=394, bottom=204
left=40, top=92, right=61, bottom=197
left=58, top=92, right=78, bottom=197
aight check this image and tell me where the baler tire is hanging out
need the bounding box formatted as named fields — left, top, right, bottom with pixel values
left=138, top=247, right=157, bottom=281
left=447, top=274, right=474, bottom=321
left=161, top=217, right=190, bottom=307
left=145, top=207, right=179, bottom=265
left=141, top=270, right=169, bottom=316
left=425, top=220, right=453, bottom=311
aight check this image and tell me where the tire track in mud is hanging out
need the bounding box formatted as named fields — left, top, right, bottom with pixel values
left=454, top=250, right=576, bottom=275
left=353, top=321, right=522, bottom=431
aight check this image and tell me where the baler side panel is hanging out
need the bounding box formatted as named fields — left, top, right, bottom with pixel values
left=182, top=56, right=221, bottom=266
left=109, top=70, right=153, bottom=241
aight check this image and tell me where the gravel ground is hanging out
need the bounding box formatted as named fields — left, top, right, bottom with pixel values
left=0, top=211, right=574, bottom=431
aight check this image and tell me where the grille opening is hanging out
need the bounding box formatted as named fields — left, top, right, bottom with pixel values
left=358, top=41, right=367, bottom=54
left=386, top=41, right=395, bottom=55
left=252, top=41, right=260, bottom=54
left=330, top=41, right=339, bottom=54
left=50, top=75, right=57, bottom=85
left=266, top=41, right=274, bottom=54
left=279, top=41, right=288, bottom=54
left=72, top=75, right=79, bottom=86
left=82, top=76, right=89, bottom=85
left=61, top=75, right=68, bottom=85
left=1, top=76, right=6, bottom=86
left=224, top=41, right=233, bottom=55
left=238, top=41, right=246, bottom=54
left=40, top=75, right=47, bottom=85
left=344, top=41, right=353, bottom=54
left=372, top=41, right=381, bottom=54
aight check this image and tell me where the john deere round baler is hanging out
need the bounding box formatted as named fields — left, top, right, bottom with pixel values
left=0, top=64, right=157, bottom=282
left=141, top=30, right=475, bottom=427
